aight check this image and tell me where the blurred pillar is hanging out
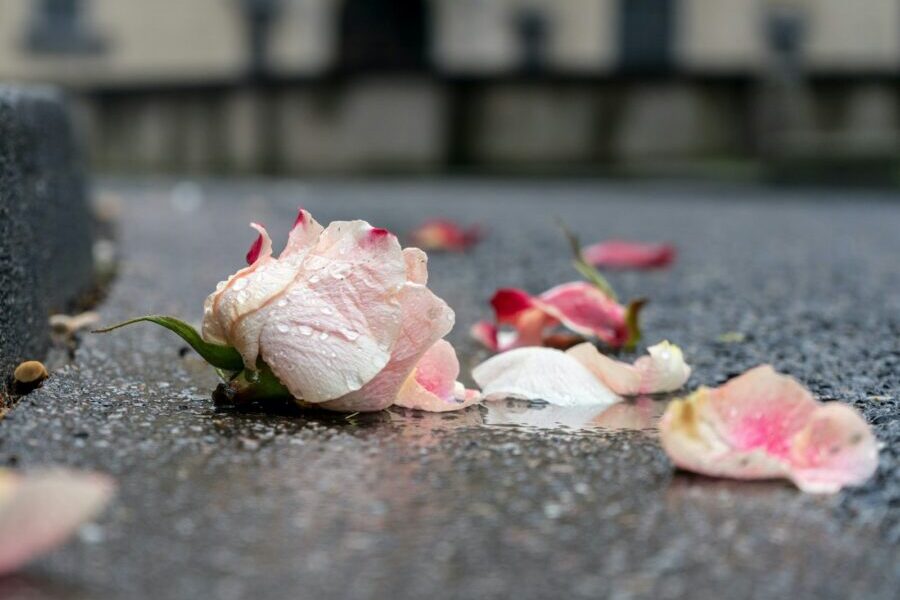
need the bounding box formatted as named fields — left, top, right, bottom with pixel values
left=338, top=0, right=430, bottom=72
left=758, top=0, right=810, bottom=162
left=240, top=0, right=282, bottom=81
left=618, top=0, right=674, bottom=73
left=515, top=9, right=549, bottom=73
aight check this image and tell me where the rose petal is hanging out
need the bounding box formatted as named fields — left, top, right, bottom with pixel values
left=659, top=365, right=879, bottom=492
left=537, top=282, right=628, bottom=347
left=470, top=320, right=499, bottom=352
left=257, top=221, right=408, bottom=403
left=320, top=282, right=454, bottom=412
left=202, top=219, right=320, bottom=353
left=403, top=247, right=429, bottom=285
left=582, top=240, right=675, bottom=270
left=394, top=340, right=481, bottom=412
left=787, top=403, right=880, bottom=493
left=409, top=219, right=482, bottom=252
left=0, top=469, right=114, bottom=575
left=567, top=340, right=691, bottom=395
left=472, top=347, right=621, bottom=406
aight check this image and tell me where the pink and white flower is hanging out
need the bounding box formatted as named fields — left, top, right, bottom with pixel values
left=659, top=365, right=879, bottom=493
left=470, top=282, right=630, bottom=352
left=0, top=469, right=114, bottom=574
left=201, top=209, right=478, bottom=413
left=582, top=240, right=675, bottom=270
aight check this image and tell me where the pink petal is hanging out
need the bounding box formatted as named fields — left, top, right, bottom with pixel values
left=787, top=403, right=880, bottom=493
left=394, top=340, right=481, bottom=412
left=258, top=221, right=408, bottom=404
left=470, top=320, right=499, bottom=352
left=567, top=340, right=691, bottom=395
left=403, top=247, right=429, bottom=285
left=0, top=469, right=114, bottom=575
left=409, top=219, right=483, bottom=252
left=659, top=366, right=879, bottom=492
left=582, top=240, right=675, bottom=270
left=472, top=347, right=620, bottom=406
left=537, top=282, right=628, bottom=347
left=321, top=283, right=455, bottom=412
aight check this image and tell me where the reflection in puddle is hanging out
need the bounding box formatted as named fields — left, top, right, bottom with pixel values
left=483, top=396, right=668, bottom=432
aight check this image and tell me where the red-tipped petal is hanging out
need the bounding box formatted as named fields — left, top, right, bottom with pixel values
left=582, top=240, right=676, bottom=270
left=244, top=222, right=271, bottom=265
left=491, top=288, right=537, bottom=324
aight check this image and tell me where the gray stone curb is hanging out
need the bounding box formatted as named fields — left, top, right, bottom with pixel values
left=0, top=85, right=94, bottom=380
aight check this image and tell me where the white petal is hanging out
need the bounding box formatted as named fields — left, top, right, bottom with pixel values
left=472, top=347, right=620, bottom=406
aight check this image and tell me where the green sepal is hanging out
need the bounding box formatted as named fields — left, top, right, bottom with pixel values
left=622, top=299, right=647, bottom=352
left=212, top=362, right=292, bottom=407
left=93, top=315, right=245, bottom=371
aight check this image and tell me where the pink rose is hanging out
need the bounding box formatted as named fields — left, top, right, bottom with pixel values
left=201, top=209, right=478, bottom=413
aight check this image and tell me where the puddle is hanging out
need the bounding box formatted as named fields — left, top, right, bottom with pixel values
left=482, top=396, right=669, bottom=433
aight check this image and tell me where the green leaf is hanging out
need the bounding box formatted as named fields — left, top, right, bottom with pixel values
left=93, top=315, right=245, bottom=371
left=557, top=220, right=618, bottom=301
left=622, top=299, right=647, bottom=352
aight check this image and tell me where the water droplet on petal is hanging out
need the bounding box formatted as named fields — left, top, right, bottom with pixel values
left=321, top=307, right=332, bottom=315
left=298, top=325, right=313, bottom=336
left=319, top=332, right=329, bottom=340
left=276, top=323, right=289, bottom=333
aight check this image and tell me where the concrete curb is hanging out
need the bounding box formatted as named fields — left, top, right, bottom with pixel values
left=0, top=85, right=94, bottom=379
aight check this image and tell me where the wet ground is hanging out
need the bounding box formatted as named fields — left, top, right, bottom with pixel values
left=1, top=178, right=898, bottom=599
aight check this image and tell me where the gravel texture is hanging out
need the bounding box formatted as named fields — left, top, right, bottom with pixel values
left=0, top=85, right=94, bottom=378
left=0, top=177, right=898, bottom=599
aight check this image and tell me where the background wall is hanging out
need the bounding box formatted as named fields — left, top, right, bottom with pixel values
left=0, top=0, right=897, bottom=176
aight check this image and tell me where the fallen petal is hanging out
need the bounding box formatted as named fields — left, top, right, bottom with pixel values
left=394, top=340, right=481, bottom=412
left=409, top=219, right=483, bottom=252
left=538, top=282, right=628, bottom=347
left=582, top=240, right=675, bottom=270
left=787, top=403, right=880, bottom=493
left=567, top=340, right=691, bottom=395
left=659, top=365, right=878, bottom=493
left=472, top=347, right=620, bottom=406
left=0, top=469, right=115, bottom=574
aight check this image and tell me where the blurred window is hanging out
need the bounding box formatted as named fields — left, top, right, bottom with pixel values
left=26, top=0, right=104, bottom=54
left=338, top=0, right=429, bottom=71
left=620, top=0, right=673, bottom=73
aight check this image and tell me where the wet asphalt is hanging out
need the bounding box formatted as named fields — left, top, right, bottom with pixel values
left=0, top=177, right=898, bottom=600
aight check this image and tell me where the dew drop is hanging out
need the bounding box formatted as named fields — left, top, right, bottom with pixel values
left=319, top=332, right=329, bottom=340
left=321, top=307, right=333, bottom=315
left=341, top=328, right=359, bottom=341
left=298, top=325, right=313, bottom=336
left=276, top=323, right=289, bottom=333
left=277, top=299, right=288, bottom=307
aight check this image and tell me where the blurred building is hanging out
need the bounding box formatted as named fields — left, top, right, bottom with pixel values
left=0, top=0, right=897, bottom=175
